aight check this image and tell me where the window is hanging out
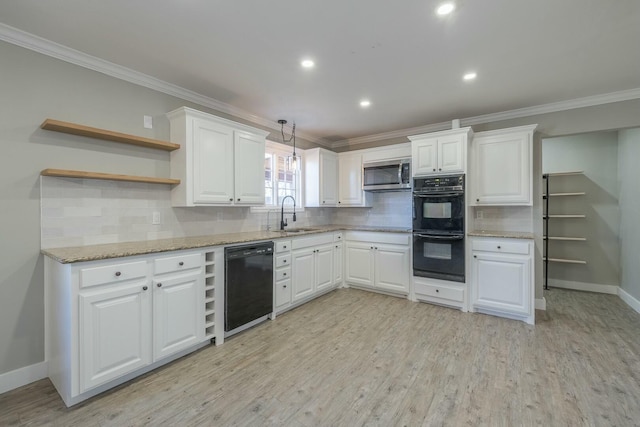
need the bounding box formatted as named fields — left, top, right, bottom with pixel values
left=261, top=141, right=303, bottom=209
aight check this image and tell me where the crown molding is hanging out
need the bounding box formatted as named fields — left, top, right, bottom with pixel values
left=0, top=23, right=332, bottom=148
left=460, top=88, right=640, bottom=127
left=332, top=87, right=640, bottom=148
left=331, top=121, right=451, bottom=148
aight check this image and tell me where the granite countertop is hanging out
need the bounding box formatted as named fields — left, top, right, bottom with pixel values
left=41, top=225, right=412, bottom=263
left=467, top=230, right=535, bottom=239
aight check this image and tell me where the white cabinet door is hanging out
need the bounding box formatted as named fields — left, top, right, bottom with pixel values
left=275, top=278, right=292, bottom=309
left=315, top=244, right=335, bottom=292
left=412, top=138, right=438, bottom=176
left=473, top=127, right=533, bottom=205
left=233, top=131, right=265, bottom=205
left=79, top=281, right=151, bottom=392
left=410, top=128, right=470, bottom=176
left=334, top=243, right=343, bottom=285
left=438, top=136, right=464, bottom=173
left=338, top=152, right=363, bottom=206
left=321, top=151, right=338, bottom=205
left=345, top=243, right=373, bottom=287
left=472, top=252, right=531, bottom=316
left=153, top=273, right=203, bottom=361
left=374, top=244, right=410, bottom=294
left=192, top=118, right=235, bottom=204
left=291, top=248, right=315, bottom=301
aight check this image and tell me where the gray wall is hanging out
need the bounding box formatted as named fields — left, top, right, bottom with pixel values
left=3, top=38, right=640, bottom=378
left=618, top=128, right=640, bottom=301
left=542, top=132, right=620, bottom=287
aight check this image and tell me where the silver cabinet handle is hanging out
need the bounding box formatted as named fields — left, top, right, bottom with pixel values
left=179, top=261, right=184, bottom=266
left=143, top=286, right=148, bottom=291
left=157, top=283, right=162, bottom=288
left=115, top=271, right=121, bottom=277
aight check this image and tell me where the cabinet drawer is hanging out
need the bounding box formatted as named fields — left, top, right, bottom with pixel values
left=276, top=268, right=291, bottom=281
left=276, top=240, right=291, bottom=253
left=334, top=232, right=343, bottom=242
left=414, top=282, right=463, bottom=302
left=276, top=254, right=291, bottom=268
left=154, top=253, right=202, bottom=275
left=471, top=239, right=530, bottom=255
left=80, top=261, right=148, bottom=288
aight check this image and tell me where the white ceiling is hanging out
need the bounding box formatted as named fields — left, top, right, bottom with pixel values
left=1, top=0, right=639, bottom=144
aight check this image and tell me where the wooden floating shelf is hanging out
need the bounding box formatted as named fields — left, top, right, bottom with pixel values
left=544, top=257, right=587, bottom=265
left=543, top=214, right=586, bottom=219
left=544, top=236, right=587, bottom=241
left=543, top=192, right=586, bottom=197
left=543, top=171, right=584, bottom=177
left=41, top=119, right=180, bottom=152
left=41, top=169, right=180, bottom=185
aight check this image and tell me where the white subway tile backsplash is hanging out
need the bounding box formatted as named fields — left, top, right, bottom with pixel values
left=40, top=177, right=414, bottom=248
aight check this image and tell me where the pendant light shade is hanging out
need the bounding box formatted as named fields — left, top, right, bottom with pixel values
left=278, top=119, right=300, bottom=171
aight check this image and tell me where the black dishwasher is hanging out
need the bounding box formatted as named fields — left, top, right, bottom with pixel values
left=224, top=242, right=274, bottom=336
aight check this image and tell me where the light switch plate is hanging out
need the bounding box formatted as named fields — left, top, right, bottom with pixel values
left=144, top=115, right=153, bottom=129
left=152, top=211, right=161, bottom=224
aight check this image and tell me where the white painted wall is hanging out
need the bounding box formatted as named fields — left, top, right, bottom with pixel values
left=542, top=132, right=621, bottom=288
left=617, top=128, right=640, bottom=301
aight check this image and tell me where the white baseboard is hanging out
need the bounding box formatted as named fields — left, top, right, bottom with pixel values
left=535, top=297, right=546, bottom=311
left=0, top=361, right=48, bottom=395
left=547, top=279, right=618, bottom=295
left=618, top=288, right=640, bottom=314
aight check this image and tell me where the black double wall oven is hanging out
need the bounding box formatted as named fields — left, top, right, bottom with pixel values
left=413, top=174, right=465, bottom=282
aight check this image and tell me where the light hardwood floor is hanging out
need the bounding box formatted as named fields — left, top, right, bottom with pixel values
left=2, top=288, right=640, bottom=426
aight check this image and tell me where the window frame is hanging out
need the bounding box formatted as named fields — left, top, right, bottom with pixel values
left=251, top=140, right=304, bottom=212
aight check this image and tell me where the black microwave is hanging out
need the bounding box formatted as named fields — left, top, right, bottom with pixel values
left=362, top=159, right=411, bottom=191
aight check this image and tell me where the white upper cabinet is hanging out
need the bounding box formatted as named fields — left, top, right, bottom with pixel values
left=305, top=148, right=338, bottom=207
left=471, top=124, right=537, bottom=206
left=167, top=107, right=269, bottom=207
left=338, top=152, right=368, bottom=206
left=410, top=128, right=472, bottom=176
left=233, top=131, right=267, bottom=205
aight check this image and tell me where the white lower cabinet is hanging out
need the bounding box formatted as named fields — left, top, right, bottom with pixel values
left=344, top=231, right=410, bottom=295
left=79, top=281, right=151, bottom=392
left=291, top=234, right=335, bottom=302
left=274, top=240, right=292, bottom=311
left=152, top=272, right=203, bottom=360
left=46, top=249, right=212, bottom=407
left=470, top=237, right=534, bottom=324
left=333, top=232, right=344, bottom=285
left=276, top=232, right=340, bottom=313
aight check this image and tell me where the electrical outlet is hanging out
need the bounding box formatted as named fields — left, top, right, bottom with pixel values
left=476, top=210, right=483, bottom=219
left=144, top=115, right=153, bottom=129
left=152, top=211, right=161, bottom=225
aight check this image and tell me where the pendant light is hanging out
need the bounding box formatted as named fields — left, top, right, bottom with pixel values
left=278, top=119, right=300, bottom=171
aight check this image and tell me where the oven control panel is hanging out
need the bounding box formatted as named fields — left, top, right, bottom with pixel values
left=413, top=174, right=464, bottom=192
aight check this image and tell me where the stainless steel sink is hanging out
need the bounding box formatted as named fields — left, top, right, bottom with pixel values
left=282, top=228, right=319, bottom=234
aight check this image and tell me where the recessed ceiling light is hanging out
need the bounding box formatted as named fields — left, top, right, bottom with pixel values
left=360, top=100, right=371, bottom=108
left=436, top=2, right=455, bottom=16
left=301, top=59, right=315, bottom=68
left=463, top=72, right=477, bottom=81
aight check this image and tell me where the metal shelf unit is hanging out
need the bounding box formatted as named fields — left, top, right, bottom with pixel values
left=542, top=171, right=586, bottom=289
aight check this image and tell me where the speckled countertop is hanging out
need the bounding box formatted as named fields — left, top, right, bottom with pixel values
left=467, top=230, right=534, bottom=239
left=41, top=225, right=412, bottom=263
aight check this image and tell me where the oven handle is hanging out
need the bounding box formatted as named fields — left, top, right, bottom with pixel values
left=414, top=234, right=464, bottom=241
left=413, top=192, right=463, bottom=198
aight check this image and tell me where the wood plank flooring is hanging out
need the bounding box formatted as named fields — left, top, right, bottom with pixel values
left=2, top=288, right=640, bottom=426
